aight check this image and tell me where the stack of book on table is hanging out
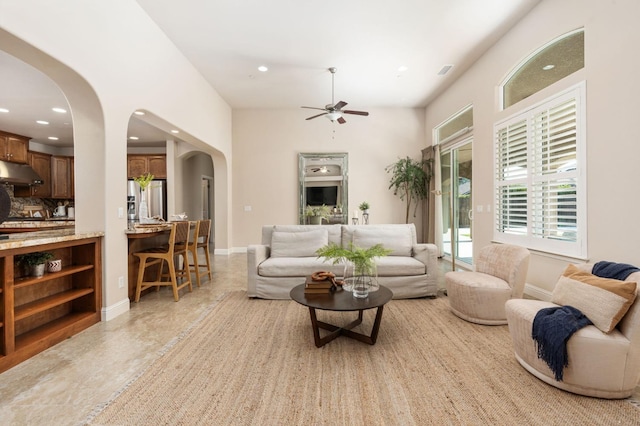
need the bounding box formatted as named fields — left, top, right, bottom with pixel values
left=304, top=275, right=336, bottom=295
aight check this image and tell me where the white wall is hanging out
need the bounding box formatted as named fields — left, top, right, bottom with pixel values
left=425, top=0, right=640, bottom=294
left=0, top=0, right=232, bottom=318
left=232, top=108, right=426, bottom=248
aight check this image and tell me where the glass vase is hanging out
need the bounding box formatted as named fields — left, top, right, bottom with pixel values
left=139, top=189, right=149, bottom=222
left=342, top=260, right=379, bottom=298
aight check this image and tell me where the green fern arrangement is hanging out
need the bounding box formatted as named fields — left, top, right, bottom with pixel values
left=316, top=242, right=392, bottom=275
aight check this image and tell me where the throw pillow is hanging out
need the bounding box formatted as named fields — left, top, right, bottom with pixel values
left=351, top=227, right=412, bottom=257
left=270, top=229, right=328, bottom=258
left=551, top=264, right=637, bottom=333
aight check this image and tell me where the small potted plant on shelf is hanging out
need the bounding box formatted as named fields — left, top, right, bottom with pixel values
left=358, top=201, right=370, bottom=224
left=17, top=251, right=54, bottom=278
left=305, top=204, right=331, bottom=225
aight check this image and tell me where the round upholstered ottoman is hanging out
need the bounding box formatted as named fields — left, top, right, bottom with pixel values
left=445, top=271, right=512, bottom=325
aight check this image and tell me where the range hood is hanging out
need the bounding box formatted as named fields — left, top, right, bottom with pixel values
left=0, top=160, right=43, bottom=186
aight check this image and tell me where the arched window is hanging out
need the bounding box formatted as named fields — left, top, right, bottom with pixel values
left=502, top=29, right=584, bottom=109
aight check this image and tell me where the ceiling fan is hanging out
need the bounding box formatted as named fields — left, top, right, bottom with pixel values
left=301, top=67, right=369, bottom=124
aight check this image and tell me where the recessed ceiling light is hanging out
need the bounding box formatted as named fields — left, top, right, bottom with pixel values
left=542, top=64, right=555, bottom=71
left=134, top=111, right=145, bottom=116
left=129, top=136, right=139, bottom=140
left=48, top=136, right=59, bottom=140
left=0, top=108, right=9, bottom=113
left=52, top=107, right=67, bottom=113
left=397, top=66, right=408, bottom=72
left=258, top=65, right=268, bottom=72
left=171, top=130, right=179, bottom=134
left=36, top=120, right=49, bottom=125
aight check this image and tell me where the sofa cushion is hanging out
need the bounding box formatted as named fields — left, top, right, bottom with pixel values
left=270, top=229, right=328, bottom=258
left=375, top=256, right=426, bottom=276
left=259, top=256, right=343, bottom=277
left=351, top=227, right=412, bottom=257
left=271, top=224, right=342, bottom=245
left=551, top=264, right=637, bottom=333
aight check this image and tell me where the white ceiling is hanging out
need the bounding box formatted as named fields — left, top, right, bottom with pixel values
left=0, top=0, right=541, bottom=147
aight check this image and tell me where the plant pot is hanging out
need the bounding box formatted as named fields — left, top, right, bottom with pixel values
left=309, top=216, right=323, bottom=225
left=30, top=263, right=46, bottom=278
left=47, top=259, right=62, bottom=273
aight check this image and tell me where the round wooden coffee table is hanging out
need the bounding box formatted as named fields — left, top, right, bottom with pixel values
left=290, top=284, right=393, bottom=348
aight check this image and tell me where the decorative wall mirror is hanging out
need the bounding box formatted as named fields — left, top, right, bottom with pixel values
left=299, top=152, right=348, bottom=225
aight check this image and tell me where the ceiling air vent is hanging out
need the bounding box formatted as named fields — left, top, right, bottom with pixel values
left=437, top=65, right=454, bottom=76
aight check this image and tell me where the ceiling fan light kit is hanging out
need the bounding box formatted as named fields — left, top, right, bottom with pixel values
left=301, top=67, right=369, bottom=124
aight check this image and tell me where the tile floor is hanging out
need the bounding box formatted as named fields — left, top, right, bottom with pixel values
left=1, top=253, right=249, bottom=425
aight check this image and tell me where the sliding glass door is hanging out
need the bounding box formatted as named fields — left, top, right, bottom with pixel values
left=441, top=140, right=473, bottom=267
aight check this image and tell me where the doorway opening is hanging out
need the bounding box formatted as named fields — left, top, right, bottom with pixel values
left=201, top=175, right=214, bottom=248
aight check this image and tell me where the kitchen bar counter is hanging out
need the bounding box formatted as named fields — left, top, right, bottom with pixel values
left=124, top=223, right=172, bottom=236
left=0, top=229, right=104, bottom=250
left=0, top=220, right=76, bottom=234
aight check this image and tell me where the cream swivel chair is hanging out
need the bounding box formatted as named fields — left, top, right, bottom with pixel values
left=505, top=264, right=640, bottom=398
left=445, top=244, right=530, bottom=325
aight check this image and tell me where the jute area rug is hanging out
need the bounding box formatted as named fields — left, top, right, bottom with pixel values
left=86, top=291, right=640, bottom=425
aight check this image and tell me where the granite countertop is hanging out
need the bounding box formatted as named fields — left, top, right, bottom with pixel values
left=0, top=229, right=104, bottom=250
left=0, top=220, right=76, bottom=229
left=124, top=223, right=173, bottom=235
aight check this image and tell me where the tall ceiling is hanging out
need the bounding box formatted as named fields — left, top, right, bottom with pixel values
left=0, top=0, right=541, bottom=147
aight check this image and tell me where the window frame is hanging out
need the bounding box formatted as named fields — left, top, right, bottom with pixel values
left=493, top=82, right=587, bottom=259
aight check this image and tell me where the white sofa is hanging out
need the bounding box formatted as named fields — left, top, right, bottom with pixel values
left=247, top=224, right=439, bottom=299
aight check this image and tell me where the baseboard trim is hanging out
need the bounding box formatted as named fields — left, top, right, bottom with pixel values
left=232, top=247, right=247, bottom=254
left=524, top=283, right=552, bottom=301
left=102, top=297, right=130, bottom=321
left=214, top=248, right=230, bottom=255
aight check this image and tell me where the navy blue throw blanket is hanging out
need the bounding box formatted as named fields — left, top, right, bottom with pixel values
left=593, top=261, right=640, bottom=281
left=532, top=306, right=592, bottom=381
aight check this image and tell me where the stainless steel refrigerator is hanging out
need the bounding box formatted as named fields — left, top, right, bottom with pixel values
left=127, top=179, right=167, bottom=221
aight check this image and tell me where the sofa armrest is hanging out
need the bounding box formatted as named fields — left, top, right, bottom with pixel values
left=247, top=244, right=270, bottom=297
left=413, top=243, right=438, bottom=276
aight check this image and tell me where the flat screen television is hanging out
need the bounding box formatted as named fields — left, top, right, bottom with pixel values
left=306, top=186, right=338, bottom=206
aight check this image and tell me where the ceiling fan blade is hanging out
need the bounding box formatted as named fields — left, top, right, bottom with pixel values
left=343, top=110, right=369, bottom=116
left=306, top=112, right=328, bottom=120
left=333, top=101, right=348, bottom=110
left=337, top=116, right=346, bottom=124
left=301, top=106, right=327, bottom=111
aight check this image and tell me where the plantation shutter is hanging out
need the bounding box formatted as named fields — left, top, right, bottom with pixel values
left=530, top=99, right=578, bottom=241
left=493, top=83, right=585, bottom=258
left=495, top=119, right=528, bottom=235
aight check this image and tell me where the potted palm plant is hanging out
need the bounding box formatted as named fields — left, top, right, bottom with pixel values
left=316, top=243, right=392, bottom=298
left=17, top=251, right=54, bottom=278
left=385, top=156, right=433, bottom=223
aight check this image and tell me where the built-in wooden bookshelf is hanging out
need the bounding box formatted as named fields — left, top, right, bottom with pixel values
left=0, top=236, right=102, bottom=373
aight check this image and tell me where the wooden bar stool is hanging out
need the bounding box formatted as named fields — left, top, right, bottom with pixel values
left=134, top=221, right=193, bottom=302
left=187, top=219, right=212, bottom=287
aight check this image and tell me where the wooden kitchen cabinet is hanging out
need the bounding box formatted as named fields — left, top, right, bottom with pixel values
left=0, top=235, right=102, bottom=373
left=51, top=155, right=73, bottom=199
left=127, top=154, right=166, bottom=179
left=0, top=131, right=28, bottom=164
left=14, top=151, right=52, bottom=198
